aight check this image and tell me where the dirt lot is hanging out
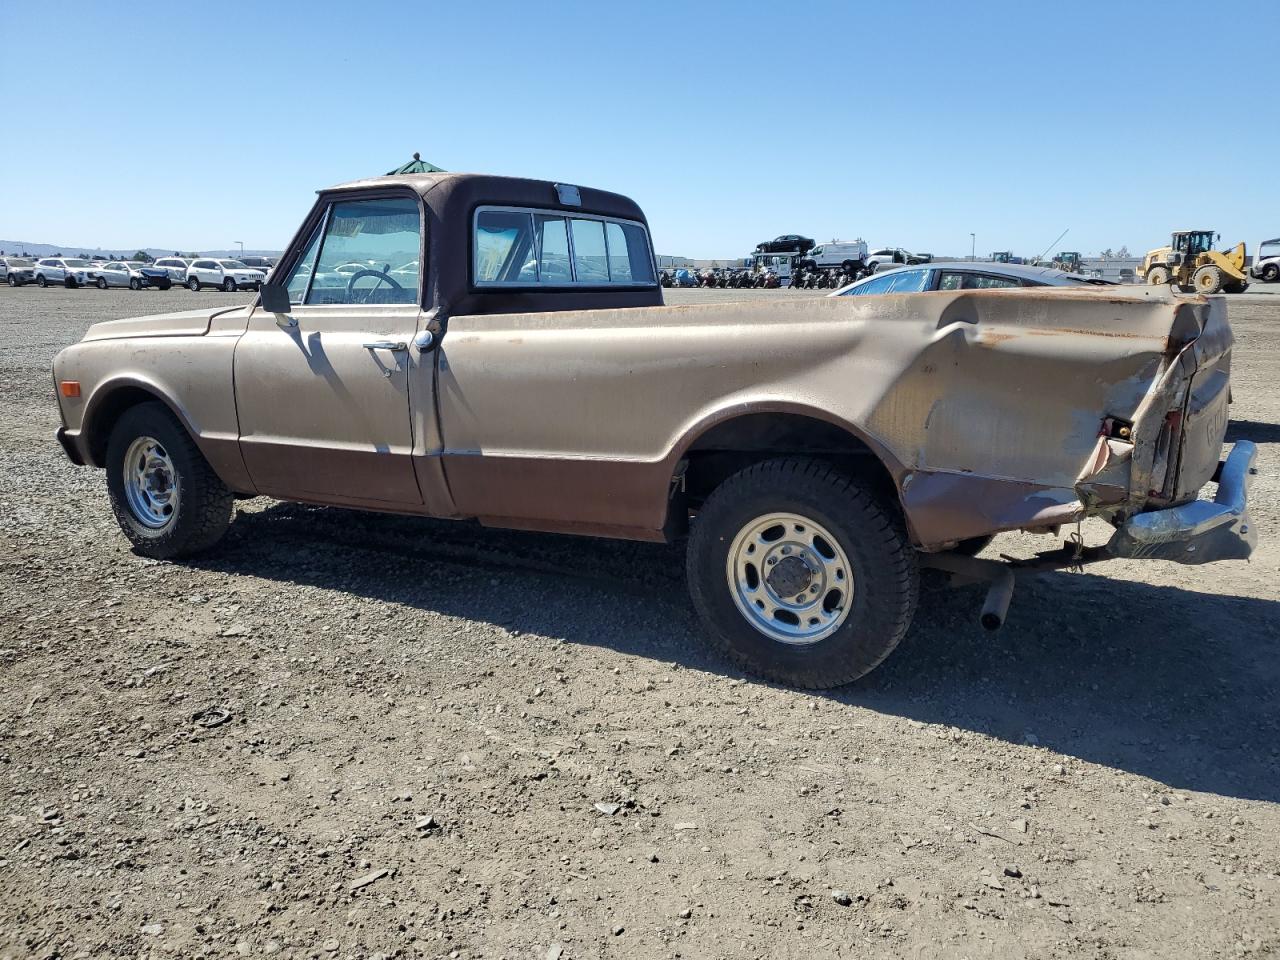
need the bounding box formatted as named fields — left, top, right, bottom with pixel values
left=1, top=285, right=1277, bottom=960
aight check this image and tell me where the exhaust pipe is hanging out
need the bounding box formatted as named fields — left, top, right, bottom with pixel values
left=978, top=567, right=1015, bottom=630
left=921, top=553, right=1017, bottom=631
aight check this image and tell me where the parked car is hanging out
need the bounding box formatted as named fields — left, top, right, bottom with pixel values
left=1251, top=238, right=1280, bottom=282
left=34, top=258, right=95, bottom=288
left=186, top=258, right=267, bottom=292
left=1, top=256, right=37, bottom=286
left=153, top=257, right=194, bottom=284
left=755, top=234, right=814, bottom=254
left=93, top=260, right=173, bottom=290
left=866, top=247, right=931, bottom=272
left=832, top=261, right=1116, bottom=296
left=238, top=256, right=276, bottom=277
left=51, top=172, right=1256, bottom=691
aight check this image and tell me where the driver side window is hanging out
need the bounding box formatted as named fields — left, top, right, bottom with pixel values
left=304, top=196, right=421, bottom=306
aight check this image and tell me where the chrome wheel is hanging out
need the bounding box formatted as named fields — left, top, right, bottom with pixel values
left=726, top=511, right=854, bottom=645
left=122, top=436, right=180, bottom=528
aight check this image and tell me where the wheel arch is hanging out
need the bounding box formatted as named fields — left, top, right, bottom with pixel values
left=665, top=404, right=907, bottom=533
left=81, top=377, right=200, bottom=468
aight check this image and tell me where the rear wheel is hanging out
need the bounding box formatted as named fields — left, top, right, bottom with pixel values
left=104, top=402, right=234, bottom=559
left=1193, top=264, right=1223, bottom=294
left=222, top=277, right=236, bottom=292
left=188, top=276, right=201, bottom=291
left=686, top=458, right=918, bottom=689
left=1146, top=266, right=1170, bottom=285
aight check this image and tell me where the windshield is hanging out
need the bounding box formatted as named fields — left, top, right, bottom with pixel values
left=63, top=259, right=91, bottom=267
left=220, top=260, right=248, bottom=269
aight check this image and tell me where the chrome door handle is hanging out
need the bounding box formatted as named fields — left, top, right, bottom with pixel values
left=362, top=340, right=407, bottom=352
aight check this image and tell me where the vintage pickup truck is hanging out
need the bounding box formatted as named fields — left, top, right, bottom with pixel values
left=52, top=173, right=1258, bottom=688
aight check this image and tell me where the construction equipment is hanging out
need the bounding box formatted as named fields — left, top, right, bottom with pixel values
left=1140, top=230, right=1250, bottom=294
left=1053, top=251, right=1083, bottom=273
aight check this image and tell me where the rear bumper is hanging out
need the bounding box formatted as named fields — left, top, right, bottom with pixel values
left=1106, top=440, right=1257, bottom=563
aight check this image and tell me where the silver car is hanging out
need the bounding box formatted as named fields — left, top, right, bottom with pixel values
left=832, top=261, right=1115, bottom=296
left=152, top=257, right=194, bottom=284
left=92, top=261, right=174, bottom=290
left=1, top=256, right=37, bottom=286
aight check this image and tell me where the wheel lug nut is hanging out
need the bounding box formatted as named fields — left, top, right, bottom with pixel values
left=767, top=557, right=777, bottom=565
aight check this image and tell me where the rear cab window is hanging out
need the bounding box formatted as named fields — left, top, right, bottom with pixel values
left=473, top=206, right=655, bottom=287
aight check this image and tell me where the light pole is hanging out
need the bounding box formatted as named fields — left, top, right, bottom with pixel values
left=235, top=240, right=244, bottom=256
left=970, top=233, right=976, bottom=261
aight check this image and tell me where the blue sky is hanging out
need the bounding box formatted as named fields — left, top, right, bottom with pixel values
left=3, top=0, right=1276, bottom=259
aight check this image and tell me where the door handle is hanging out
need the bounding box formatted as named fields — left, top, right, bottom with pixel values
left=362, top=340, right=407, bottom=352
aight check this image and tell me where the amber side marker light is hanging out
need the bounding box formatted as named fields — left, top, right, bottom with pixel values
left=59, top=381, right=81, bottom=398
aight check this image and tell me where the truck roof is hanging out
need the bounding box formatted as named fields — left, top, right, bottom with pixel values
left=312, top=173, right=660, bottom=316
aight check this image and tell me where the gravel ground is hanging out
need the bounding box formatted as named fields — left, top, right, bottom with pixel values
left=1, top=285, right=1278, bottom=960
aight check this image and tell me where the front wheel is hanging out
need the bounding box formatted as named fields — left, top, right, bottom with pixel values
left=1146, top=266, right=1170, bottom=285
left=8, top=275, right=19, bottom=287
left=222, top=277, right=236, bottom=292
left=1262, top=264, right=1279, bottom=282
left=37, top=275, right=48, bottom=288
left=686, top=458, right=918, bottom=689
left=96, top=277, right=108, bottom=289
left=159, top=280, right=172, bottom=290
left=129, top=277, right=141, bottom=290
left=188, top=276, right=201, bottom=291
left=105, top=402, right=234, bottom=559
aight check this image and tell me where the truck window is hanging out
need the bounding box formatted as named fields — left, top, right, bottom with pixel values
left=473, top=206, right=656, bottom=288
left=307, top=197, right=421, bottom=305
left=570, top=219, right=609, bottom=282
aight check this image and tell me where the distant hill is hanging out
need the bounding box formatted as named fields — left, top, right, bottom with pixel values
left=0, top=240, right=282, bottom=260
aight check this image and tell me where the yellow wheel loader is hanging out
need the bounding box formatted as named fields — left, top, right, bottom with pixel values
left=1140, top=230, right=1250, bottom=294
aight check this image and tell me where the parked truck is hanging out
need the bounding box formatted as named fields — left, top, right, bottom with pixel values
left=51, top=172, right=1258, bottom=688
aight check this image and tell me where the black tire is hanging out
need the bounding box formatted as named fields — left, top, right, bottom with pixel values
left=104, top=402, right=234, bottom=559
left=188, top=276, right=201, bottom=292
left=686, top=458, right=918, bottom=689
left=222, top=277, right=236, bottom=293
left=159, top=280, right=172, bottom=290
left=65, top=277, right=77, bottom=289
left=7, top=275, right=18, bottom=287
left=129, top=277, right=141, bottom=290
left=1262, top=264, right=1279, bottom=282
left=37, top=275, right=48, bottom=288
left=96, top=276, right=108, bottom=289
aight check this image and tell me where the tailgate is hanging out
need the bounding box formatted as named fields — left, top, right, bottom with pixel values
left=1172, top=297, right=1233, bottom=502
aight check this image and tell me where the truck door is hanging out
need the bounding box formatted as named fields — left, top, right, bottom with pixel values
left=234, top=193, right=435, bottom=508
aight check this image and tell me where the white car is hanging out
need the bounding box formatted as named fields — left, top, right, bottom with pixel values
left=153, top=257, right=194, bottom=284
left=186, top=258, right=267, bottom=292
left=1252, top=238, right=1279, bottom=282
left=34, top=258, right=96, bottom=288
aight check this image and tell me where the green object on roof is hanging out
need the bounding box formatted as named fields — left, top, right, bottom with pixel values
left=387, top=152, right=445, bottom=175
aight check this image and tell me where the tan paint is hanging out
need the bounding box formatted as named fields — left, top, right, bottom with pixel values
left=54, top=282, right=1230, bottom=551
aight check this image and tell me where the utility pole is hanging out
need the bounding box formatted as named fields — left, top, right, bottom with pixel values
left=235, top=240, right=244, bottom=256
left=970, top=233, right=976, bottom=261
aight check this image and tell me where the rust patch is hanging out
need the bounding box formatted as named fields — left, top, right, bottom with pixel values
left=977, top=330, right=1017, bottom=345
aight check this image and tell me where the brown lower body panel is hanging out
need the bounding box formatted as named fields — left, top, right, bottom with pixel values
left=902, top=470, right=1085, bottom=548
left=442, top=452, right=669, bottom=541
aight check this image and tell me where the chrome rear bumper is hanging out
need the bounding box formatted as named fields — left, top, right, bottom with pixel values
left=1106, top=440, right=1258, bottom=564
